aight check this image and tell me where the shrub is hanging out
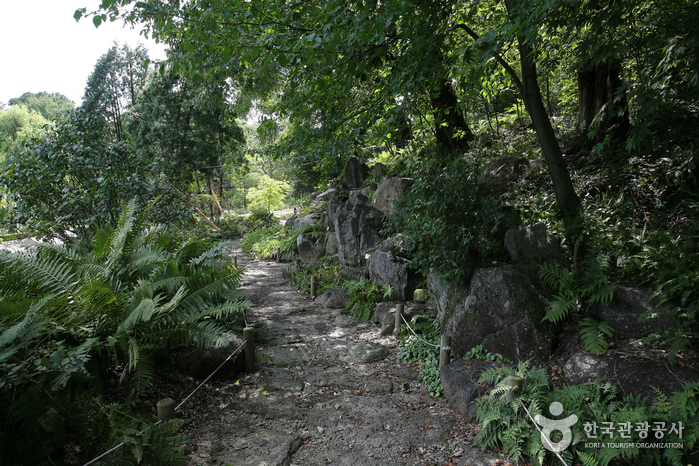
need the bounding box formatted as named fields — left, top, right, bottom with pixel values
left=398, top=316, right=446, bottom=397
left=0, top=200, right=250, bottom=464
left=344, top=278, right=392, bottom=321
left=384, top=152, right=511, bottom=281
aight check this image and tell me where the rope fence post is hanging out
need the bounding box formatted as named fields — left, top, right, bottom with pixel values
left=393, top=303, right=404, bottom=337
left=244, top=327, right=255, bottom=372
left=310, top=276, right=317, bottom=300
left=157, top=398, right=175, bottom=422
left=506, top=375, right=523, bottom=401
left=234, top=255, right=238, bottom=268
left=439, top=335, right=451, bottom=367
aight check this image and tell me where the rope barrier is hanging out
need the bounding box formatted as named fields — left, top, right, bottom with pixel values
left=519, top=400, right=570, bottom=466
left=399, top=313, right=441, bottom=349
left=82, top=339, right=248, bottom=466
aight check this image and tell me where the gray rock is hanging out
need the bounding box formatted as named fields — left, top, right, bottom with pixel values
left=316, top=288, right=350, bottom=309
left=349, top=190, right=369, bottom=206
left=176, top=335, right=245, bottom=379
left=310, top=191, right=320, bottom=200
left=315, top=188, right=338, bottom=202
left=373, top=301, right=435, bottom=334
left=592, top=286, right=675, bottom=338
left=320, top=339, right=389, bottom=363
left=284, top=214, right=298, bottom=228
left=293, top=213, right=320, bottom=230
left=325, top=232, right=338, bottom=255
left=563, top=351, right=610, bottom=385
left=479, top=155, right=530, bottom=197
left=297, top=233, right=325, bottom=263
left=458, top=446, right=513, bottom=466
left=562, top=350, right=699, bottom=402
left=371, top=177, right=413, bottom=214
left=367, top=249, right=417, bottom=300
left=345, top=155, right=369, bottom=188
left=331, top=202, right=383, bottom=266
left=359, top=185, right=376, bottom=198
left=441, top=360, right=507, bottom=418
left=429, top=265, right=554, bottom=364
left=504, top=223, right=568, bottom=267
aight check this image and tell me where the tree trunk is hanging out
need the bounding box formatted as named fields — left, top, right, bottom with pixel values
left=577, top=60, right=630, bottom=148
left=430, top=79, right=474, bottom=153
left=505, top=0, right=583, bottom=241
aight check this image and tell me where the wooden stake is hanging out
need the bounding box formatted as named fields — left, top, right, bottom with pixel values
left=506, top=375, right=523, bottom=401
left=244, top=327, right=255, bottom=373
left=157, top=398, right=175, bottom=422
left=234, top=256, right=238, bottom=268
left=439, top=335, right=451, bottom=367
left=310, top=276, right=317, bottom=299
left=393, top=303, right=404, bottom=337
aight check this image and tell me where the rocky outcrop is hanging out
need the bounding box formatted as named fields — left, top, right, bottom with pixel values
left=331, top=201, right=383, bottom=267
left=479, top=155, right=529, bottom=197
left=345, top=155, right=370, bottom=188
left=367, top=238, right=419, bottom=300
left=429, top=264, right=553, bottom=364
left=504, top=223, right=568, bottom=267
left=371, top=177, right=413, bottom=214
left=591, top=286, right=675, bottom=338
left=297, top=233, right=325, bottom=264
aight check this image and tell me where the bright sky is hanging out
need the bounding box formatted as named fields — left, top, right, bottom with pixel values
left=0, top=0, right=167, bottom=107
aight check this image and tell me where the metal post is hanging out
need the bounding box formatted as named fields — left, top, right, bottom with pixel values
left=244, top=327, right=255, bottom=372
left=157, top=398, right=175, bottom=421
left=439, top=335, right=451, bottom=367
left=393, top=303, right=404, bottom=337
left=310, top=276, right=317, bottom=299
left=506, top=375, right=523, bottom=401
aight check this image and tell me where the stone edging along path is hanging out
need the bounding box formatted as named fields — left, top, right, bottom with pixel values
left=165, top=239, right=513, bottom=466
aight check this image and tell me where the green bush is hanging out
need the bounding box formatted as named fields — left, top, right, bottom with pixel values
left=0, top=200, right=250, bottom=465
left=385, top=152, right=511, bottom=281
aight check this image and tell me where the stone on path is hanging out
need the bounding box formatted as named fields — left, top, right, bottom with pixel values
left=320, top=339, right=389, bottom=363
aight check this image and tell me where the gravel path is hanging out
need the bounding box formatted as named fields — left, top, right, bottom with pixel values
left=149, top=239, right=511, bottom=466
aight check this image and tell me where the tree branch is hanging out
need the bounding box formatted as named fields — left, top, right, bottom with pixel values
left=453, top=23, right=524, bottom=97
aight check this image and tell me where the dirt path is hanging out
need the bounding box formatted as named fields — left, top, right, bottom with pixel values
left=167, top=239, right=508, bottom=466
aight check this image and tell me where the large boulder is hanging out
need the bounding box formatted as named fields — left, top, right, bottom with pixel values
left=441, top=360, right=507, bottom=418
left=367, top=249, right=417, bottom=300
left=371, top=177, right=413, bottom=214
left=316, top=288, right=350, bottom=309
left=331, top=202, right=383, bottom=266
left=504, top=223, right=568, bottom=267
left=562, top=350, right=699, bottom=402
left=297, top=233, right=325, bottom=264
left=315, top=188, right=338, bottom=202
left=293, top=213, right=321, bottom=230
left=429, top=264, right=554, bottom=365
left=345, top=156, right=370, bottom=189
left=479, top=155, right=529, bottom=197
left=591, top=286, right=675, bottom=338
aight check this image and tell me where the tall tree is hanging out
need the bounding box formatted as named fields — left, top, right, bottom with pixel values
left=81, top=43, right=150, bottom=142
left=8, top=92, right=74, bottom=121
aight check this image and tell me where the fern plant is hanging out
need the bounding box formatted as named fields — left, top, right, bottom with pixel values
left=344, top=278, right=392, bottom=321
left=539, top=239, right=616, bottom=353
left=0, top=200, right=250, bottom=464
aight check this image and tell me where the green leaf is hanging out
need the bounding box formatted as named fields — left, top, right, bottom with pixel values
left=93, top=15, right=103, bottom=28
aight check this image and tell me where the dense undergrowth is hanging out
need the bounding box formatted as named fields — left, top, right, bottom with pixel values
left=0, top=201, right=250, bottom=465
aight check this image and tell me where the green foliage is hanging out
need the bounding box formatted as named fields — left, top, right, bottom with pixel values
left=539, top=240, right=616, bottom=353
left=475, top=364, right=699, bottom=466
left=463, top=344, right=510, bottom=363
left=344, top=278, right=392, bottom=321
left=247, top=175, right=291, bottom=213
left=398, top=316, right=445, bottom=397
left=385, top=153, right=511, bottom=281
left=8, top=92, right=74, bottom=121
left=0, top=201, right=249, bottom=464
